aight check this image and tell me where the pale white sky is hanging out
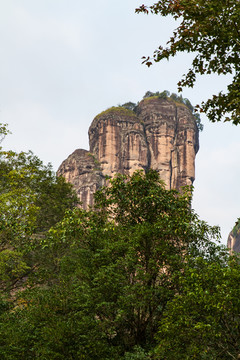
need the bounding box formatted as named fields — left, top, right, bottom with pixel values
left=0, top=0, right=239, bottom=244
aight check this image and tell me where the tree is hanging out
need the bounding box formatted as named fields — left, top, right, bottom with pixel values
left=0, top=145, right=78, bottom=293
left=136, top=1, right=240, bottom=125
left=155, top=256, right=240, bottom=359
left=0, top=124, right=10, bottom=146
left=0, top=170, right=224, bottom=359
left=0, top=150, right=78, bottom=247
left=121, top=102, right=137, bottom=112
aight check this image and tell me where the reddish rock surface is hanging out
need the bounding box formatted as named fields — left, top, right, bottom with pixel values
left=57, top=149, right=104, bottom=210
left=57, top=97, right=199, bottom=209
left=88, top=108, right=149, bottom=177
left=137, top=98, right=199, bottom=189
left=227, top=227, right=240, bottom=254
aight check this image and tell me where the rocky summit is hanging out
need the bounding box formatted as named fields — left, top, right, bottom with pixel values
left=57, top=96, right=199, bottom=209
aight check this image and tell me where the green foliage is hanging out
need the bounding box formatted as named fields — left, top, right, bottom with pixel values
left=0, top=170, right=227, bottom=359
left=0, top=150, right=78, bottom=245
left=0, top=138, right=78, bottom=294
left=136, top=1, right=240, bottom=125
left=95, top=106, right=138, bottom=120
left=124, top=346, right=151, bottom=359
left=120, top=102, right=137, bottom=112
left=0, top=250, right=30, bottom=286
left=0, top=126, right=236, bottom=359
left=143, top=90, right=170, bottom=99
left=0, top=124, right=10, bottom=147
left=155, top=256, right=240, bottom=359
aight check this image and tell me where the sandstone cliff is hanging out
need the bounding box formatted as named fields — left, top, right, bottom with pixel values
left=227, top=222, right=240, bottom=253
left=88, top=107, right=149, bottom=178
left=136, top=97, right=199, bottom=189
left=57, top=96, right=199, bottom=209
left=57, top=149, right=105, bottom=210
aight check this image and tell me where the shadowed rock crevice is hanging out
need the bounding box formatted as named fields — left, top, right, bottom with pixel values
left=57, top=97, right=199, bottom=209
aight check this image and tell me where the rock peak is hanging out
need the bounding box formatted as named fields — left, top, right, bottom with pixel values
left=57, top=95, right=199, bottom=209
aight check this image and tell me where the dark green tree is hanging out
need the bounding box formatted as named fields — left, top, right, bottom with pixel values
left=136, top=0, right=240, bottom=125
left=121, top=102, right=137, bottom=112
left=155, top=256, right=240, bottom=359
left=0, top=150, right=78, bottom=249
left=0, top=140, right=78, bottom=294
left=0, top=170, right=224, bottom=359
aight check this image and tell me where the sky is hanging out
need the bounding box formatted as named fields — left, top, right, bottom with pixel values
left=0, top=0, right=239, bottom=244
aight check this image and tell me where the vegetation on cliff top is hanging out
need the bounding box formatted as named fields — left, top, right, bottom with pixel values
left=94, top=106, right=138, bottom=121
left=94, top=91, right=203, bottom=133
left=120, top=90, right=203, bottom=131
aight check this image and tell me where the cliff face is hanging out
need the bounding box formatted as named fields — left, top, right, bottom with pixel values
left=227, top=224, right=240, bottom=254
left=57, top=97, right=199, bottom=209
left=57, top=149, right=105, bottom=210
left=88, top=108, right=149, bottom=177
left=136, top=98, right=199, bottom=189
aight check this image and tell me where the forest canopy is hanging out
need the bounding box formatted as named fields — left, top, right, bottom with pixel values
left=0, top=126, right=239, bottom=359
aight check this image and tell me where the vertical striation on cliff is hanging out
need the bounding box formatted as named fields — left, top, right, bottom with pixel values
left=227, top=222, right=240, bottom=253
left=88, top=107, right=149, bottom=178
left=136, top=97, right=199, bottom=189
left=57, top=149, right=105, bottom=210
left=57, top=96, right=199, bottom=209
